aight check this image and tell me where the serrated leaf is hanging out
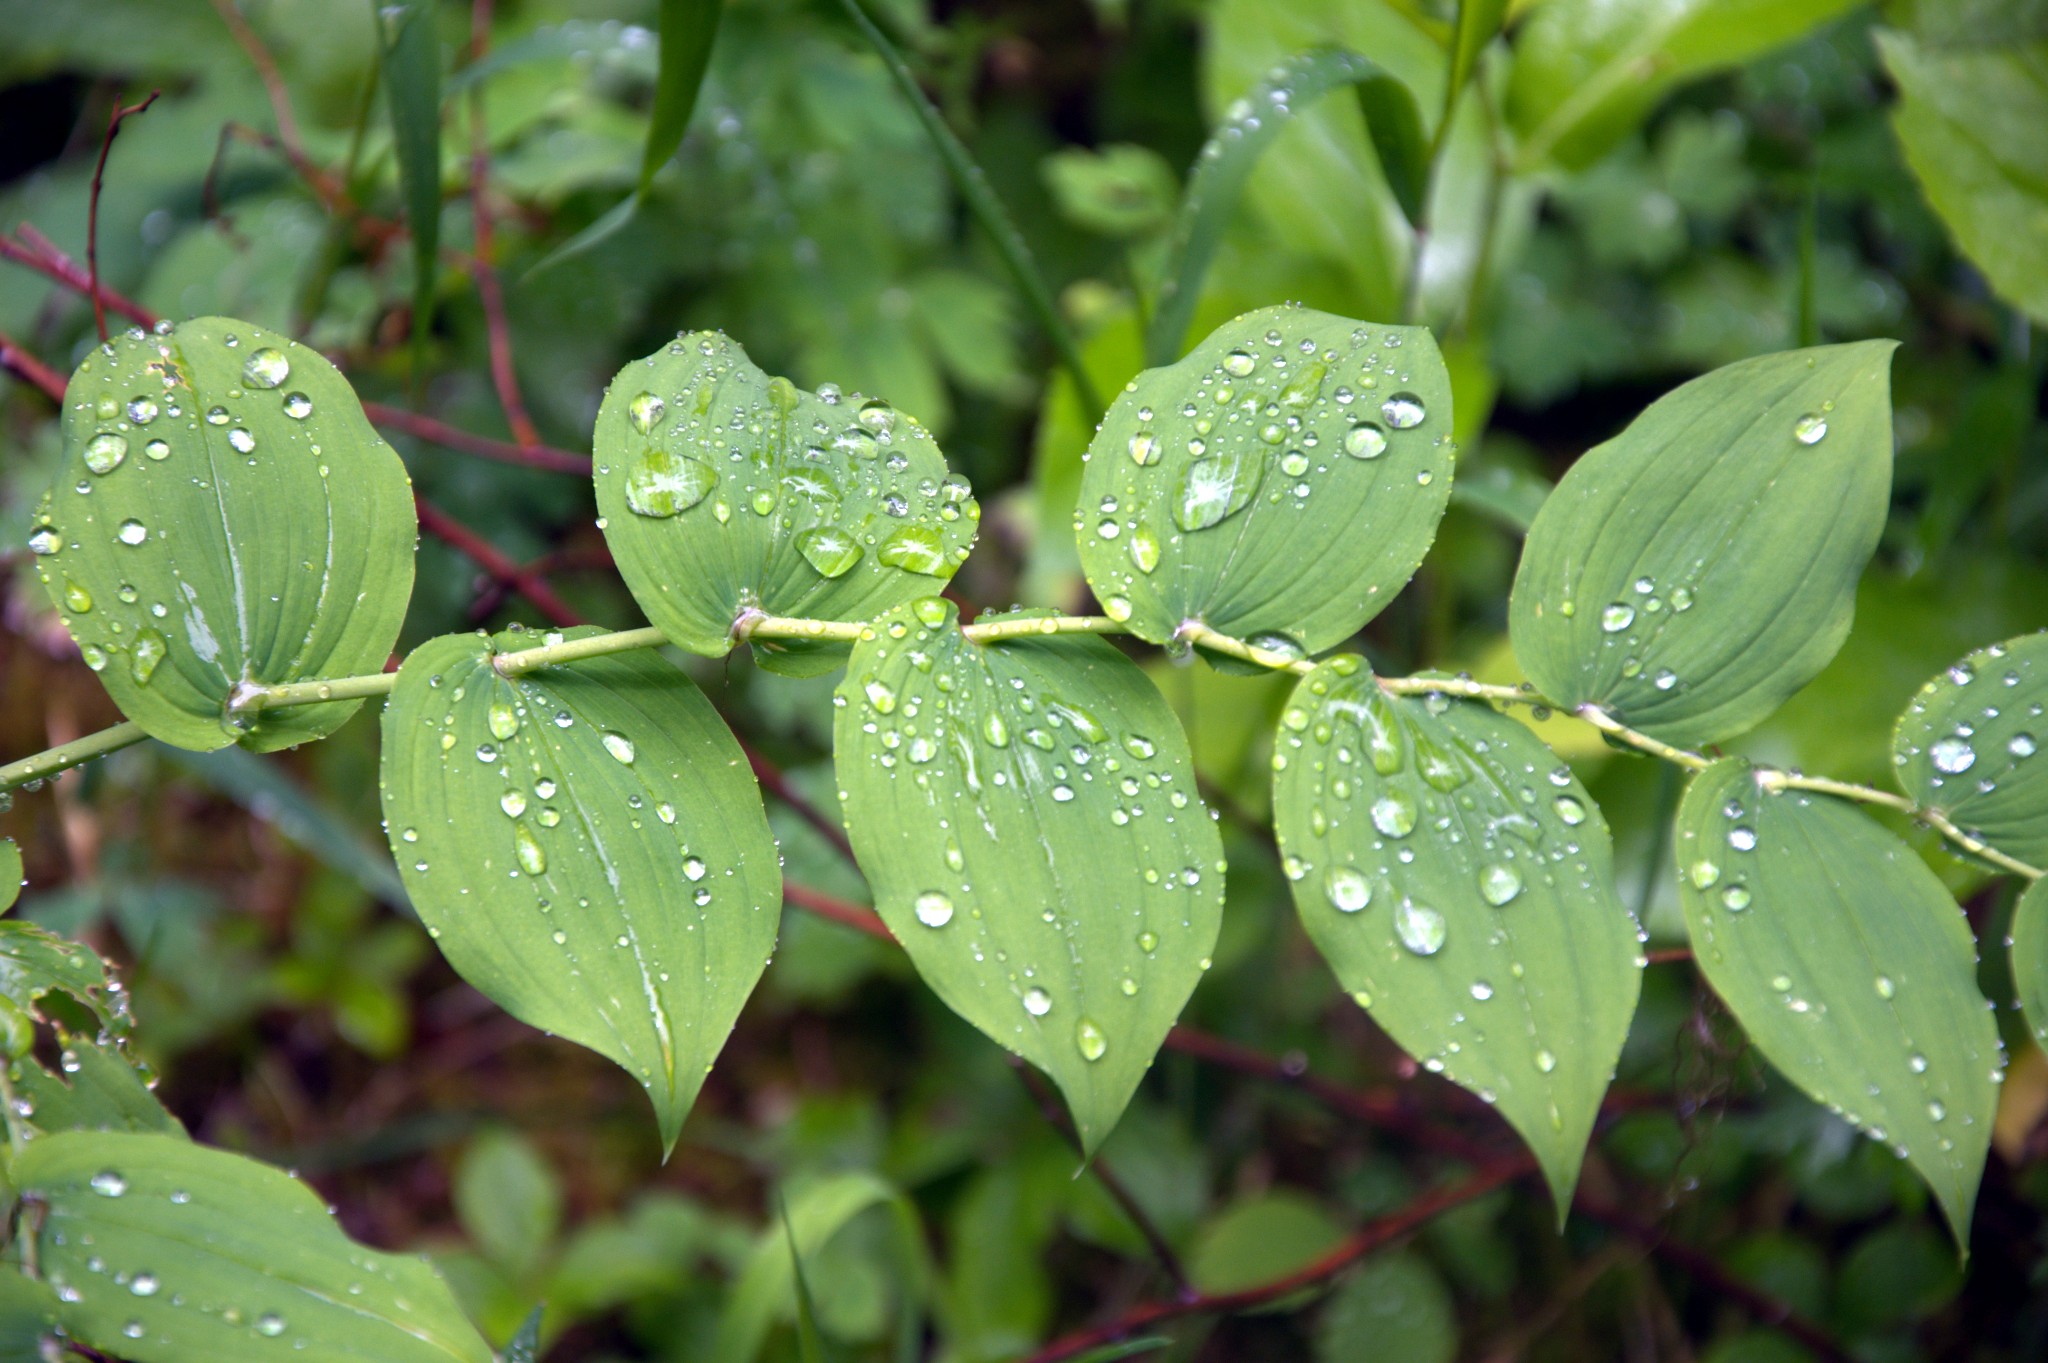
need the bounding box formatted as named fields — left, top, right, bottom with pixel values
left=1674, top=759, right=1999, bottom=1245
left=12, top=1129, right=493, bottom=1363
left=1080, top=305, right=1452, bottom=658
left=1270, top=658, right=1641, bottom=1211
left=2011, top=877, right=2048, bottom=1050
left=379, top=627, right=780, bottom=1150
left=1877, top=29, right=2048, bottom=329
left=593, top=333, right=979, bottom=671
left=0, top=920, right=130, bottom=1039
left=30, top=318, right=416, bottom=753
left=1148, top=51, right=1425, bottom=365
left=11, top=1037, right=184, bottom=1137
left=1508, top=342, right=1895, bottom=748
left=832, top=601, right=1225, bottom=1154
left=1893, top=634, right=2048, bottom=869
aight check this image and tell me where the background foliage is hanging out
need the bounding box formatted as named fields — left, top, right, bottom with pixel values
left=3, top=0, right=2047, bottom=1359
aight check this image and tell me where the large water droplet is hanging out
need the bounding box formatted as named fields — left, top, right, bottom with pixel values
left=1688, top=859, right=1720, bottom=889
left=877, top=525, right=948, bottom=575
left=488, top=701, right=520, bottom=741
left=1930, top=736, right=1976, bottom=774
left=1128, top=431, right=1160, bottom=466
left=1727, top=825, right=1757, bottom=851
left=1222, top=349, right=1256, bottom=377
left=1370, top=791, right=1416, bottom=838
left=283, top=392, right=313, bottom=420
left=244, top=347, right=290, bottom=389
left=1344, top=423, right=1388, bottom=459
left=1022, top=987, right=1052, bottom=1017
left=28, top=526, right=62, bottom=555
left=1380, top=393, right=1425, bottom=428
left=602, top=732, right=636, bottom=763
left=629, top=392, right=666, bottom=433
left=127, top=396, right=158, bottom=424
left=1479, top=864, right=1521, bottom=906
left=118, top=519, right=148, bottom=546
left=1176, top=450, right=1262, bottom=532
left=624, top=448, right=716, bottom=517
left=1325, top=865, right=1371, bottom=913
left=1600, top=603, right=1634, bottom=633
left=131, top=628, right=167, bottom=685
left=1129, top=522, right=1162, bottom=574
left=256, top=1313, right=287, bottom=1338
left=914, top=891, right=954, bottom=928
left=864, top=680, right=897, bottom=714
left=1553, top=796, right=1586, bottom=826
left=1076, top=1019, right=1108, bottom=1062
left=84, top=432, right=129, bottom=474
left=514, top=823, right=547, bottom=876
left=796, top=526, right=862, bottom=578
left=1395, top=899, right=1446, bottom=956
left=1793, top=413, right=1827, bottom=445
left=90, top=1169, right=128, bottom=1197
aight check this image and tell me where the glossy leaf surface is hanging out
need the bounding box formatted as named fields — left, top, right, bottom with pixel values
left=834, top=601, right=1225, bottom=1153
left=1675, top=760, right=1999, bottom=1244
left=1080, top=305, right=1453, bottom=658
left=10, top=1037, right=184, bottom=1137
left=593, top=333, right=978, bottom=671
left=14, top=1129, right=493, bottom=1363
left=1893, top=634, right=2048, bottom=868
left=1271, top=658, right=1641, bottom=1209
left=1509, top=342, right=1895, bottom=747
left=2011, top=877, right=2048, bottom=1052
left=32, top=318, right=416, bottom=752
left=380, top=627, right=781, bottom=1150
left=0, top=920, right=130, bottom=1038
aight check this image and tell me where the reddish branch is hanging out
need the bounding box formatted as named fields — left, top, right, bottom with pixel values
left=0, top=331, right=67, bottom=403
left=465, top=0, right=543, bottom=451
left=208, top=0, right=304, bottom=158
left=87, top=89, right=161, bottom=340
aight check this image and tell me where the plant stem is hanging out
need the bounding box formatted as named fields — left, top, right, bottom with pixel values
left=1756, top=770, right=2045, bottom=879
left=491, top=626, right=671, bottom=674
left=0, top=720, right=150, bottom=791
left=961, top=613, right=1126, bottom=645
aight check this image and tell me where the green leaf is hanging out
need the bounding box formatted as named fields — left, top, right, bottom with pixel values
left=11, top=1038, right=185, bottom=1137
left=709, top=1172, right=929, bottom=1363
left=1080, top=304, right=1452, bottom=659
left=1505, top=0, right=1864, bottom=168
left=1187, top=1190, right=1343, bottom=1295
left=592, top=333, right=979, bottom=669
left=1042, top=144, right=1180, bottom=239
left=1148, top=49, right=1425, bottom=365
left=1673, top=760, right=2000, bottom=1245
left=504, top=1307, right=544, bottom=1363
left=377, top=0, right=443, bottom=359
left=1893, top=634, right=2048, bottom=868
left=454, top=1129, right=563, bottom=1282
left=0, top=1271, right=61, bottom=1358
left=1271, top=658, right=1641, bottom=1210
left=12, top=1129, right=493, bottom=1363
left=1508, top=342, right=1896, bottom=748
left=31, top=318, right=416, bottom=754
left=1877, top=29, right=2048, bottom=329
left=833, top=601, right=1225, bottom=1154
left=0, top=920, right=129, bottom=1039
left=1445, top=0, right=1509, bottom=117
left=2010, top=877, right=2048, bottom=1050
left=0, top=839, right=18, bottom=914
left=1316, top=1252, right=1457, bottom=1363
left=379, top=627, right=781, bottom=1150
left=642, top=0, right=723, bottom=195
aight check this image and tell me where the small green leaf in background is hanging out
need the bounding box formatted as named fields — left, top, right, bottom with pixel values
left=642, top=0, right=723, bottom=196
left=1509, top=342, right=1895, bottom=747
left=377, top=0, right=443, bottom=361
left=12, top=1130, right=494, bottom=1363
left=833, top=601, right=1225, bottom=1154
left=1893, top=634, right=2048, bottom=869
left=1042, top=144, right=1179, bottom=239
left=1354, top=61, right=1429, bottom=225
left=1187, top=1189, right=1344, bottom=1295
left=1444, top=0, right=1509, bottom=118
left=1316, top=1252, right=1458, bottom=1363
left=1674, top=760, right=2000, bottom=1245
left=454, top=1129, right=564, bottom=1283
left=32, top=318, right=416, bottom=753
left=1148, top=50, right=1425, bottom=364
left=504, top=1306, right=544, bottom=1363
left=1505, top=0, right=1865, bottom=168
left=1080, top=304, right=1453, bottom=659
left=2011, top=877, right=2048, bottom=1050
left=592, top=332, right=979, bottom=672
left=379, top=627, right=782, bottom=1150
left=1877, top=21, right=2048, bottom=328
left=11, top=1037, right=186, bottom=1137
left=1271, top=658, right=1641, bottom=1211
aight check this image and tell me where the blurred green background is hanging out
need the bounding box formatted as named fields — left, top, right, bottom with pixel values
left=2, top=0, right=2046, bottom=1358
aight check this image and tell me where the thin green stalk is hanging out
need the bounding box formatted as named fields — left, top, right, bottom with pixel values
left=0, top=720, right=150, bottom=791
left=741, top=614, right=868, bottom=645
left=492, top=625, right=670, bottom=674
left=962, top=613, right=1125, bottom=645
left=835, top=0, right=1104, bottom=421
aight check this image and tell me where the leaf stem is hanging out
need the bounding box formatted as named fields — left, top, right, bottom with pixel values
left=1755, top=770, right=2045, bottom=880
left=961, top=613, right=1127, bottom=645
left=0, top=720, right=151, bottom=792
left=491, top=626, right=671, bottom=675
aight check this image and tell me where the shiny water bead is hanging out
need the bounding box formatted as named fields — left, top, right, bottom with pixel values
left=1128, top=431, right=1160, bottom=466
left=1793, top=412, right=1828, bottom=445
left=243, top=347, right=290, bottom=389
left=1022, top=986, right=1052, bottom=1016
left=1726, top=825, right=1758, bottom=851
left=1344, top=423, right=1388, bottom=458
left=1076, top=1019, right=1108, bottom=1062
left=1324, top=865, right=1371, bottom=912
left=1394, top=898, right=1447, bottom=955
left=1380, top=393, right=1425, bottom=428
left=1478, top=863, right=1522, bottom=906
left=84, top=432, right=128, bottom=474
left=1600, top=603, right=1635, bottom=632
left=1929, top=736, right=1976, bottom=774
left=628, top=392, right=666, bottom=433
left=282, top=391, right=313, bottom=419
left=117, top=519, right=148, bottom=545
left=1222, top=349, right=1257, bottom=377
left=914, top=891, right=954, bottom=928
left=126, top=396, right=158, bottom=424
left=602, top=732, right=636, bottom=763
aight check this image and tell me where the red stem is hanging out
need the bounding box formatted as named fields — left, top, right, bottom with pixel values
left=87, top=89, right=161, bottom=341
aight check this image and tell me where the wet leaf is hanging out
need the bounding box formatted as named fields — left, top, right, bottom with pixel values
left=1893, top=634, right=2048, bottom=869
left=1271, top=658, right=1641, bottom=1210
left=32, top=318, right=416, bottom=753
left=379, top=627, right=781, bottom=1151
left=1080, top=304, right=1452, bottom=658
left=13, top=1129, right=493, bottom=1363
left=0, top=920, right=130, bottom=1039
left=1148, top=51, right=1426, bottom=364
left=2010, top=878, right=2048, bottom=1052
left=10, top=1037, right=184, bottom=1138
left=1, top=837, right=18, bottom=913
left=833, top=601, right=1225, bottom=1153
left=1509, top=342, right=1896, bottom=747
left=1674, top=760, right=1999, bottom=1245
left=592, top=332, right=978, bottom=673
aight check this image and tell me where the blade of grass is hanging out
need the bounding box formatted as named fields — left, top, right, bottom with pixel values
left=377, top=0, right=443, bottom=375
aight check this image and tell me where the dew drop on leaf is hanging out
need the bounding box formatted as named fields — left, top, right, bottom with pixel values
left=1394, top=899, right=1447, bottom=956
left=243, top=347, right=290, bottom=389
left=914, top=891, right=954, bottom=928
left=1324, top=865, right=1371, bottom=913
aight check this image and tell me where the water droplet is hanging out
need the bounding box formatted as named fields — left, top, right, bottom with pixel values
left=1051, top=784, right=1075, bottom=802
left=91, top=1170, right=128, bottom=1197
left=130, top=1272, right=159, bottom=1296
left=1022, top=987, right=1052, bottom=1017
left=1689, top=859, right=1720, bottom=889
left=1721, top=884, right=1751, bottom=911
left=1470, top=980, right=1494, bottom=1001
left=1930, top=736, right=1976, bottom=774
left=488, top=701, right=520, bottom=740
left=84, top=432, right=128, bottom=474
left=500, top=790, right=528, bottom=818
left=1128, top=431, right=1160, bottom=466
left=1344, top=423, right=1388, bottom=459
left=226, top=426, right=257, bottom=454
left=28, top=526, right=63, bottom=555
left=1176, top=450, right=1262, bottom=532
left=683, top=856, right=707, bottom=882
left=1076, top=1019, right=1108, bottom=1062
left=602, top=732, right=636, bottom=763
left=877, top=524, right=949, bottom=575
left=2010, top=733, right=2037, bottom=759
left=1129, top=522, right=1162, bottom=574
left=624, top=448, right=716, bottom=517
left=914, top=891, right=954, bottom=928
left=1371, top=792, right=1416, bottom=838
left=1222, top=349, right=1256, bottom=377
left=118, top=519, right=148, bottom=546
left=145, top=437, right=171, bottom=459
left=283, top=391, right=313, bottom=419
left=629, top=392, right=666, bottom=433
left=1793, top=413, right=1827, bottom=445
left=1395, top=899, right=1446, bottom=956
left=1536, top=1049, right=1558, bottom=1073
left=1380, top=393, right=1425, bottom=428
left=1727, top=826, right=1757, bottom=851
left=124, top=1322, right=145, bottom=1340
left=1600, top=603, right=1634, bottom=633
left=244, top=347, right=290, bottom=389
left=1553, top=795, right=1586, bottom=826
left=1479, top=864, right=1521, bottom=906
left=864, top=680, right=897, bottom=714
left=256, top=1313, right=287, bottom=1338
left=127, top=396, right=158, bottom=424
left=1325, top=865, right=1371, bottom=913
left=131, top=627, right=167, bottom=685
left=514, top=823, right=547, bottom=876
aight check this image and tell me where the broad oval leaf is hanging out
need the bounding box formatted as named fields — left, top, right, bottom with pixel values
left=1, top=920, right=130, bottom=1039
left=2011, top=877, right=2048, bottom=1052
left=1270, top=658, right=1642, bottom=1209
left=592, top=332, right=980, bottom=674
left=31, top=317, right=416, bottom=753
left=1509, top=342, right=1895, bottom=747
left=1674, top=759, right=2000, bottom=1244
left=832, top=600, right=1225, bottom=1153
left=379, top=626, right=781, bottom=1149
left=1078, top=305, right=1453, bottom=658
left=13, top=1129, right=493, bottom=1363
left=1893, top=633, right=2048, bottom=869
